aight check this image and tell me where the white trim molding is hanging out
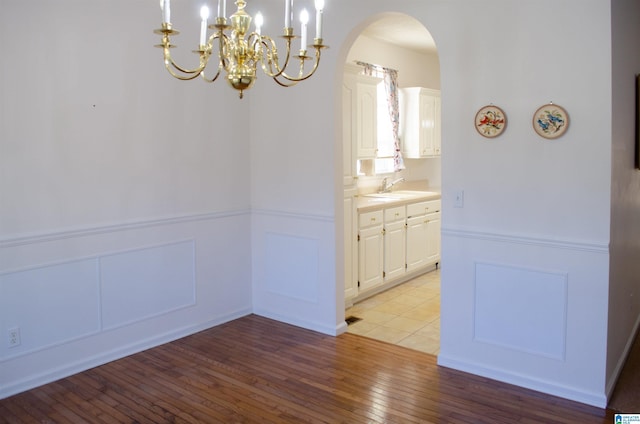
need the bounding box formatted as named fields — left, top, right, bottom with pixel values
left=441, top=225, right=609, bottom=254
left=0, top=209, right=251, bottom=249
left=252, top=208, right=334, bottom=223
left=437, top=354, right=608, bottom=408
left=605, top=313, right=640, bottom=401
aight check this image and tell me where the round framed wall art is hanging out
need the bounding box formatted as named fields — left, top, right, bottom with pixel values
left=533, top=103, right=569, bottom=139
left=474, top=105, right=507, bottom=138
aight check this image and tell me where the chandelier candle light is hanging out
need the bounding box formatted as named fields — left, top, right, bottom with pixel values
left=154, top=0, right=327, bottom=99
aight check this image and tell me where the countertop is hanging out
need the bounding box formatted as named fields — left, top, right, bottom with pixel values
left=356, top=190, right=442, bottom=212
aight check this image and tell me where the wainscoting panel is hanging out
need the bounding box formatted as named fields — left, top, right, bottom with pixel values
left=265, top=232, right=319, bottom=303
left=0, top=211, right=251, bottom=400
left=100, top=241, right=196, bottom=330
left=252, top=209, right=337, bottom=335
left=474, top=262, right=568, bottom=359
left=439, top=227, right=609, bottom=407
left=0, top=259, right=101, bottom=359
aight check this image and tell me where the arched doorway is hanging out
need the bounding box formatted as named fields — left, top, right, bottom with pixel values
left=338, top=13, right=443, bottom=355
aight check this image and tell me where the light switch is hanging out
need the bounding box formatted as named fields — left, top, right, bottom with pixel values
left=454, top=190, right=464, bottom=208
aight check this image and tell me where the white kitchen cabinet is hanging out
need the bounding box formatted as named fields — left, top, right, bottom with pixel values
left=383, top=206, right=406, bottom=281
left=400, top=87, right=441, bottom=158
left=426, top=209, right=441, bottom=264
left=356, top=75, right=380, bottom=159
left=434, top=95, right=442, bottom=156
left=406, top=200, right=441, bottom=273
left=344, top=188, right=358, bottom=302
left=406, top=215, right=428, bottom=273
left=358, top=210, right=384, bottom=292
left=357, top=198, right=441, bottom=298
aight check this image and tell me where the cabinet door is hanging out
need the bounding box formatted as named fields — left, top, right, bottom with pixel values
left=384, top=220, right=406, bottom=281
left=358, top=224, right=384, bottom=292
left=344, top=193, right=358, bottom=301
left=356, top=77, right=379, bottom=159
left=419, top=92, right=436, bottom=156
left=426, top=212, right=441, bottom=264
left=406, top=215, right=428, bottom=272
left=400, top=87, right=441, bottom=158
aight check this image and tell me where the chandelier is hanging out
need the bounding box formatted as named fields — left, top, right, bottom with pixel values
left=154, top=0, right=327, bottom=99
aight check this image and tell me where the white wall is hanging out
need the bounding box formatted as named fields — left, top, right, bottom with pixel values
left=607, top=0, right=640, bottom=398
left=433, top=0, right=613, bottom=407
left=0, top=0, right=253, bottom=398
left=0, top=0, right=629, bottom=411
left=251, top=0, right=614, bottom=408
left=248, top=0, right=340, bottom=334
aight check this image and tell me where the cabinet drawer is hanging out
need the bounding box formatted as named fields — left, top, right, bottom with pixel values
left=407, top=200, right=441, bottom=217
left=384, top=206, right=406, bottom=223
left=359, top=210, right=383, bottom=228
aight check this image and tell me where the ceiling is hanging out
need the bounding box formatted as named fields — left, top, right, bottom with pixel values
left=360, top=15, right=437, bottom=55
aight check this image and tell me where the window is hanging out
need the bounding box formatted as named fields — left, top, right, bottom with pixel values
left=356, top=62, right=404, bottom=175
left=376, top=80, right=395, bottom=158
left=374, top=158, right=395, bottom=174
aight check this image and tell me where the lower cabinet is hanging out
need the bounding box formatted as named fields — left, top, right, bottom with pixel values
left=357, top=199, right=441, bottom=298
left=426, top=210, right=441, bottom=264
left=358, top=210, right=384, bottom=292
left=406, top=215, right=429, bottom=273
left=383, top=206, right=407, bottom=281
left=406, top=200, right=441, bottom=273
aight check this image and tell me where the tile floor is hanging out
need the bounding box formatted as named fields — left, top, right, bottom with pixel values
left=345, top=269, right=440, bottom=355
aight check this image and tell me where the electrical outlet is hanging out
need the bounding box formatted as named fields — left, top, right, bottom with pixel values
left=8, top=327, right=20, bottom=348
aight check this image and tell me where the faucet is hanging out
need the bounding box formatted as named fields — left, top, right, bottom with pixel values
left=379, top=177, right=405, bottom=193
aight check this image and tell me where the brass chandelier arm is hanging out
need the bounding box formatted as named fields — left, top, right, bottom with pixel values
left=199, top=63, right=222, bottom=83
left=199, top=33, right=228, bottom=83
left=254, top=35, right=293, bottom=79
left=163, top=52, right=205, bottom=80
left=154, top=29, right=206, bottom=80
left=273, top=47, right=320, bottom=87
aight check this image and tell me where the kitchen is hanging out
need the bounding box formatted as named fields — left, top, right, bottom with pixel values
left=342, top=14, right=442, bottom=354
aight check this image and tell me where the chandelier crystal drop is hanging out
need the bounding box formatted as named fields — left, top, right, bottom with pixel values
left=154, top=0, right=328, bottom=99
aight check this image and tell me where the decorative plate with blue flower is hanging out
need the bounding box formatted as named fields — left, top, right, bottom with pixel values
left=533, top=103, right=569, bottom=139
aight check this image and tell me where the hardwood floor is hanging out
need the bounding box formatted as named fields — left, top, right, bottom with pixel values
left=1, top=315, right=614, bottom=423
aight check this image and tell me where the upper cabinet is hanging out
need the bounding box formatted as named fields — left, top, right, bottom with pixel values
left=343, top=67, right=384, bottom=182
left=399, top=87, right=441, bottom=158
left=355, top=75, right=380, bottom=159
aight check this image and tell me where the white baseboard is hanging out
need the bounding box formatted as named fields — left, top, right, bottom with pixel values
left=254, top=309, right=344, bottom=336
left=605, top=312, right=640, bottom=401
left=0, top=308, right=252, bottom=400
left=437, top=354, right=607, bottom=409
